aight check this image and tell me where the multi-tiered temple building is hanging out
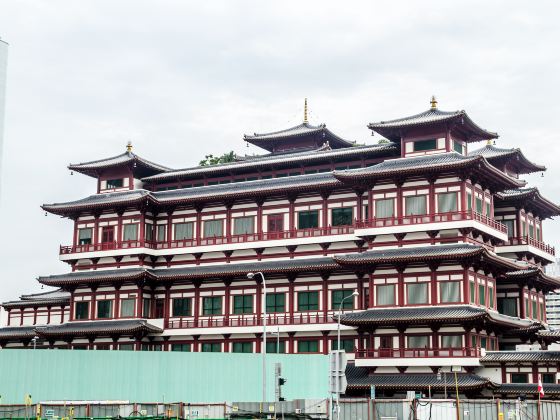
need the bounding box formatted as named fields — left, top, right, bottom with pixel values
left=3, top=98, right=560, bottom=398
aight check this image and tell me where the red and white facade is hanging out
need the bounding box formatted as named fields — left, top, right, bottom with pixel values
left=3, top=99, right=560, bottom=398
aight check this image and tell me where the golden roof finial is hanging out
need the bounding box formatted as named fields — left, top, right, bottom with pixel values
left=430, top=95, right=438, bottom=109
left=126, top=141, right=133, bottom=153
left=487, top=139, right=493, bottom=146
left=303, top=98, right=308, bottom=123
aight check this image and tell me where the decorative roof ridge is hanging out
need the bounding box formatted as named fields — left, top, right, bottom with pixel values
left=496, top=187, right=560, bottom=217
left=468, top=144, right=546, bottom=173
left=244, top=121, right=326, bottom=139
left=68, top=151, right=170, bottom=174
left=369, top=108, right=465, bottom=127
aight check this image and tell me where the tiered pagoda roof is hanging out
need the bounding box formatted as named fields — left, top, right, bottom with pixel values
left=244, top=122, right=354, bottom=152
left=0, top=326, right=37, bottom=341
left=338, top=305, right=537, bottom=330
left=346, top=366, right=494, bottom=392
left=44, top=153, right=526, bottom=218
left=502, top=268, right=560, bottom=292
left=469, top=144, right=546, bottom=175
left=34, top=319, right=162, bottom=338
left=368, top=101, right=498, bottom=143
left=2, top=289, right=70, bottom=308
left=141, top=142, right=399, bottom=184
left=333, top=153, right=525, bottom=190
left=68, top=146, right=170, bottom=178
left=496, top=187, right=560, bottom=219
left=480, top=351, right=560, bottom=363
left=495, top=383, right=560, bottom=398
left=36, top=244, right=524, bottom=288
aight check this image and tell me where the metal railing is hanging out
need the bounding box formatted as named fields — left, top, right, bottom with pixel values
left=355, top=346, right=481, bottom=359
left=506, top=235, right=555, bottom=255
left=167, top=313, right=335, bottom=329
left=355, top=210, right=508, bottom=234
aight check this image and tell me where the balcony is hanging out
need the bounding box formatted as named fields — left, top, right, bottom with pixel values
left=59, top=225, right=355, bottom=256
left=354, top=347, right=482, bottom=367
left=354, top=211, right=508, bottom=241
left=496, top=236, right=556, bottom=262
left=166, top=313, right=336, bottom=329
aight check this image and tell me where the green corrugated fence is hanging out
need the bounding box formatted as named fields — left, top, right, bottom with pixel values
left=0, top=350, right=329, bottom=404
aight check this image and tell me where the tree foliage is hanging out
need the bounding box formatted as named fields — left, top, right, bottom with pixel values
left=199, top=151, right=236, bottom=166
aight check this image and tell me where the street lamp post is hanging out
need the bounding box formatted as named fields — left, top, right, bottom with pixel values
left=335, top=290, right=358, bottom=420
left=247, top=272, right=267, bottom=405
left=31, top=336, right=39, bottom=350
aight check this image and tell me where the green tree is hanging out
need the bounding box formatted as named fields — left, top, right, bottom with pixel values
left=199, top=151, right=236, bottom=166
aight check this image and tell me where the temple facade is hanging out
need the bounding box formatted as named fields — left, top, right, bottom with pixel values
left=2, top=98, right=560, bottom=398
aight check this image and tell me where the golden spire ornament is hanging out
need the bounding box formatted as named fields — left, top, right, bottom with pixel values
left=126, top=141, right=133, bottom=153
left=430, top=95, right=438, bottom=109
left=303, top=98, right=308, bottom=123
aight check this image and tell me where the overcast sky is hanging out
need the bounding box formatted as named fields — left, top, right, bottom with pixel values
left=0, top=1, right=559, bottom=308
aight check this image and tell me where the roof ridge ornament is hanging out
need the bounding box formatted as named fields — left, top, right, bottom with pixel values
left=303, top=98, right=308, bottom=123
left=126, top=141, right=133, bottom=153
left=430, top=95, right=438, bottom=109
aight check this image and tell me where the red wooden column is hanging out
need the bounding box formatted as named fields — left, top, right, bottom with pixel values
left=117, top=212, right=124, bottom=247
left=193, top=283, right=201, bottom=325
left=114, top=287, right=121, bottom=319
left=195, top=207, right=203, bottom=245
left=288, top=276, right=296, bottom=319
left=93, top=216, right=100, bottom=246
left=322, top=331, right=329, bottom=355
left=166, top=211, right=173, bottom=247
left=322, top=274, right=329, bottom=318
left=368, top=273, right=374, bottom=308
left=163, top=286, right=171, bottom=328
left=367, top=189, right=374, bottom=220
left=516, top=209, right=523, bottom=241
left=460, top=180, right=467, bottom=213
left=139, top=212, right=146, bottom=245
left=288, top=197, right=296, bottom=234
left=321, top=193, right=329, bottom=229
left=6, top=310, right=10, bottom=326
left=256, top=200, right=264, bottom=237
left=224, top=280, right=231, bottom=325
left=225, top=204, right=232, bottom=240
left=356, top=192, right=363, bottom=223
left=356, top=274, right=364, bottom=310
left=73, top=219, right=79, bottom=247
left=256, top=281, right=263, bottom=323
left=428, top=178, right=436, bottom=216
left=430, top=265, right=438, bottom=305
left=223, top=334, right=231, bottom=353
left=288, top=332, right=296, bottom=354
left=255, top=333, right=262, bottom=353
left=90, top=287, right=97, bottom=319
left=47, top=306, right=52, bottom=324
left=519, top=286, right=526, bottom=319
left=396, top=182, right=403, bottom=218
left=396, top=266, right=405, bottom=307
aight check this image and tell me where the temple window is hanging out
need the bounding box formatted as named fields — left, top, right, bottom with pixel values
left=332, top=339, right=354, bottom=352
left=542, top=373, right=556, bottom=384
left=145, top=224, right=154, bottom=241
left=298, top=210, right=319, bottom=229
left=529, top=224, right=535, bottom=238
left=298, top=291, right=319, bottom=311
left=156, top=225, right=166, bottom=242
left=407, top=283, right=429, bottom=305
left=413, top=139, right=437, bottom=152
left=78, top=228, right=92, bottom=245
left=497, top=297, right=518, bottom=317
left=174, top=222, right=194, bottom=240
left=469, top=281, right=476, bottom=304
left=375, top=198, right=394, bottom=218
left=232, top=342, right=253, bottom=353
left=172, top=297, right=191, bottom=317
left=440, top=281, right=461, bottom=303
left=266, top=341, right=286, bottom=353
left=332, top=290, right=354, bottom=310
left=532, top=299, right=538, bottom=319
left=266, top=293, right=285, bottom=313
left=201, top=343, right=221, bottom=352
left=142, top=298, right=151, bottom=317
left=475, top=197, right=483, bottom=213
left=407, top=335, right=429, bottom=348
left=467, top=192, right=472, bottom=211
left=233, top=295, right=253, bottom=314
left=97, top=300, right=113, bottom=319
left=233, top=216, right=254, bottom=235
left=119, top=344, right=135, bottom=351
left=202, top=296, right=222, bottom=315
left=486, top=201, right=491, bottom=216
left=376, top=284, right=396, bottom=306
left=503, top=220, right=515, bottom=238
left=331, top=207, right=353, bottom=226
left=171, top=343, right=191, bottom=352
left=203, top=220, right=223, bottom=237
left=74, top=301, right=89, bottom=320
left=480, top=336, right=487, bottom=349
left=298, top=340, right=319, bottom=353
left=437, top=192, right=458, bottom=213
left=510, top=373, right=528, bottom=383
left=453, top=140, right=463, bottom=154
left=405, top=195, right=427, bottom=216
left=122, top=224, right=138, bottom=241
left=106, top=178, right=124, bottom=189
left=267, top=214, right=284, bottom=232
left=478, top=284, right=486, bottom=306
left=441, top=334, right=462, bottom=348
left=120, top=298, right=136, bottom=317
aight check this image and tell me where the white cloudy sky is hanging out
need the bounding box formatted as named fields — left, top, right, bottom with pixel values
left=0, top=0, right=559, bottom=307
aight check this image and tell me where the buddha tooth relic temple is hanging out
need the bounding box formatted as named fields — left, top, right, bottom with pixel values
left=3, top=97, right=560, bottom=399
